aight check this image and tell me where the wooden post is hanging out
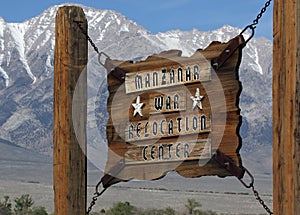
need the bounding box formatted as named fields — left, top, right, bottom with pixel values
left=273, top=0, right=300, bottom=214
left=53, top=6, right=87, bottom=215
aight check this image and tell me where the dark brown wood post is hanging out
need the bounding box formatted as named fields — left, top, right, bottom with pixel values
left=53, top=6, right=87, bottom=215
left=273, top=0, right=300, bottom=214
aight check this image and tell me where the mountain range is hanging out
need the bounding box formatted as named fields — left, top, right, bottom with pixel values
left=0, top=5, right=272, bottom=174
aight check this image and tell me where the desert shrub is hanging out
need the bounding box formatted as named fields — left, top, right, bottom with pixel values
left=0, top=196, right=12, bottom=215
left=0, top=194, right=49, bottom=215
left=164, top=207, right=176, bottom=215
left=106, top=201, right=136, bottom=215
left=184, top=199, right=217, bottom=215
left=31, top=206, right=48, bottom=215
left=100, top=200, right=217, bottom=215
left=185, top=199, right=202, bottom=215
left=139, top=207, right=176, bottom=215
left=14, top=194, right=34, bottom=214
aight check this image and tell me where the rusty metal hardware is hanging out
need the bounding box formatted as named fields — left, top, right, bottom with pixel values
left=252, top=185, right=273, bottom=215
left=213, top=150, right=273, bottom=215
left=241, top=168, right=273, bottom=214
left=101, top=159, right=126, bottom=188
left=240, top=0, right=272, bottom=44
left=240, top=25, right=255, bottom=44
left=86, top=160, right=126, bottom=214
left=212, top=35, right=245, bottom=70
left=74, top=20, right=99, bottom=54
left=213, top=150, right=245, bottom=179
left=98, top=52, right=126, bottom=82
left=86, top=182, right=107, bottom=215
left=74, top=3, right=274, bottom=213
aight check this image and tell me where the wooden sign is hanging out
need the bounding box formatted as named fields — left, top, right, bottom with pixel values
left=104, top=36, right=244, bottom=185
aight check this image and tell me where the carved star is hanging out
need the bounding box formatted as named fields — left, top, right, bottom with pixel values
left=190, top=88, right=204, bottom=110
left=132, top=96, right=144, bottom=117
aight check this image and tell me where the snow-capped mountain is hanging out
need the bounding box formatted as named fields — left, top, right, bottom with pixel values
left=0, top=5, right=272, bottom=161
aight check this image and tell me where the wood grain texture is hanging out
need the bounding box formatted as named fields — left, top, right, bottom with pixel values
left=105, top=36, right=243, bottom=182
left=273, top=0, right=300, bottom=214
left=53, top=6, right=87, bottom=215
left=125, top=62, right=211, bottom=94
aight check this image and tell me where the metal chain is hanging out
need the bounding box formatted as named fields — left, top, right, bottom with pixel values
left=86, top=193, right=100, bottom=215
left=75, top=1, right=273, bottom=52
left=73, top=20, right=111, bottom=214
left=239, top=2, right=273, bottom=211
left=86, top=182, right=107, bottom=215
left=239, top=168, right=273, bottom=215
left=74, top=3, right=273, bottom=214
left=252, top=186, right=273, bottom=215
left=240, top=0, right=273, bottom=43
left=239, top=2, right=273, bottom=212
left=74, top=20, right=112, bottom=68
left=74, top=20, right=100, bottom=54
left=252, top=0, right=273, bottom=27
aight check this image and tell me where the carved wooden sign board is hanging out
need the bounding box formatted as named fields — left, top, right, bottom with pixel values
left=103, top=36, right=244, bottom=186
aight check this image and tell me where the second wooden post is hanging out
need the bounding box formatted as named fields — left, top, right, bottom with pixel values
left=53, top=6, right=87, bottom=215
left=273, top=0, right=300, bottom=214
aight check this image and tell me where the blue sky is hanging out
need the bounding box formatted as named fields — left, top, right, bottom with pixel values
left=0, top=0, right=273, bottom=39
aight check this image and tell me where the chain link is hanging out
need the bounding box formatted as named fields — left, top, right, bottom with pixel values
left=74, top=20, right=100, bottom=54
left=86, top=182, right=107, bottom=215
left=86, top=193, right=99, bottom=214
left=75, top=1, right=273, bottom=54
left=239, top=168, right=273, bottom=215
left=74, top=2, right=273, bottom=214
left=240, top=0, right=272, bottom=43
left=240, top=1, right=273, bottom=212
left=251, top=186, right=273, bottom=215
left=252, top=0, right=273, bottom=27
left=73, top=20, right=112, bottom=214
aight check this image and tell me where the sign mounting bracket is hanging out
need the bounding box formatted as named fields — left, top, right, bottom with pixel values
left=212, top=35, right=245, bottom=70
left=213, top=150, right=245, bottom=179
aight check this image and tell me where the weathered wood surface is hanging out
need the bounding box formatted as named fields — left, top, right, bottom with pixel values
left=124, top=113, right=211, bottom=142
left=148, top=90, right=187, bottom=114
left=125, top=139, right=211, bottom=164
left=105, top=36, right=243, bottom=181
left=273, top=0, right=300, bottom=214
left=125, top=62, right=211, bottom=93
left=53, top=6, right=87, bottom=215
